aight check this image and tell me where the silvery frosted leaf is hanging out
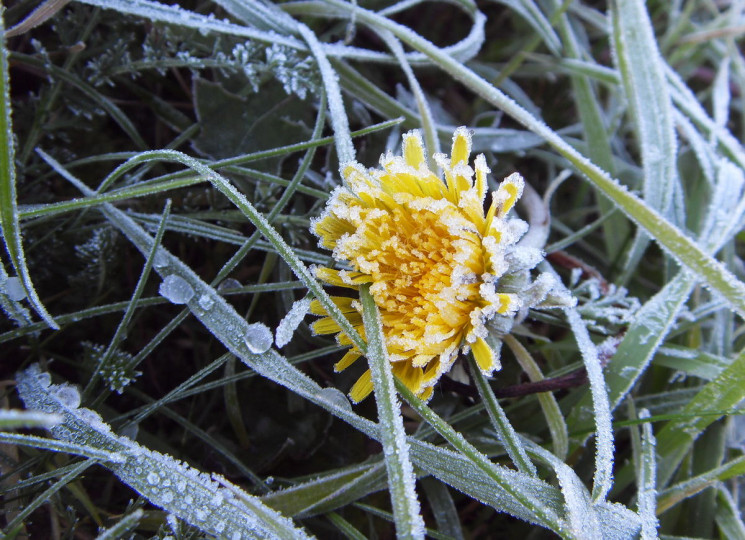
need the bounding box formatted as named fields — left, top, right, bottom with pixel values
left=16, top=364, right=311, bottom=539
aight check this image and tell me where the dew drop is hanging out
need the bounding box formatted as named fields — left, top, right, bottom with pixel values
left=153, top=250, right=169, bottom=269
left=244, top=323, right=273, bottom=353
left=217, top=278, right=242, bottom=294
left=53, top=384, right=81, bottom=408
left=162, top=489, right=174, bottom=503
left=159, top=275, right=195, bottom=304
left=147, top=471, right=160, bottom=485
left=318, top=387, right=352, bottom=412
left=36, top=372, right=52, bottom=388
left=5, top=277, right=26, bottom=301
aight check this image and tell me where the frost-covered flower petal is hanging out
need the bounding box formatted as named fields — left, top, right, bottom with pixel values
left=311, top=128, right=540, bottom=402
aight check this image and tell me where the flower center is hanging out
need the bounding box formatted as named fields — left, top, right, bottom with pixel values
left=335, top=196, right=488, bottom=363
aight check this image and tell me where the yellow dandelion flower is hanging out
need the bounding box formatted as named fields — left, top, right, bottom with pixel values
left=311, top=127, right=530, bottom=403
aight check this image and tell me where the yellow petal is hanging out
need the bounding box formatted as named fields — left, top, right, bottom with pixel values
left=309, top=295, right=358, bottom=315
left=495, top=172, right=524, bottom=217
left=474, top=154, right=489, bottom=201
left=472, top=337, right=496, bottom=372
left=403, top=131, right=426, bottom=168
left=314, top=267, right=362, bottom=289
left=419, top=386, right=434, bottom=401
left=311, top=317, right=342, bottom=335
left=334, top=350, right=361, bottom=372
left=349, top=369, right=374, bottom=403
left=393, top=362, right=423, bottom=394
left=496, top=293, right=517, bottom=315
left=451, top=126, right=471, bottom=165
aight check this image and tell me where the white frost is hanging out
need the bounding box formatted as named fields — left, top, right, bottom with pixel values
left=275, top=297, right=311, bottom=348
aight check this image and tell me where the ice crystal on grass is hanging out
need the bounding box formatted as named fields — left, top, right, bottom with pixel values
left=275, top=297, right=311, bottom=347
left=570, top=275, right=641, bottom=334
left=159, top=275, right=195, bottom=304
left=83, top=342, right=141, bottom=394
left=310, top=128, right=568, bottom=402
left=70, top=227, right=120, bottom=291
left=244, top=323, right=273, bottom=354
left=16, top=365, right=310, bottom=539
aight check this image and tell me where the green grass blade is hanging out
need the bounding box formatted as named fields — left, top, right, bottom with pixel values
left=0, top=409, right=61, bottom=430
left=636, top=409, right=660, bottom=539
left=360, top=285, right=425, bottom=540
left=397, top=382, right=567, bottom=535
left=15, top=364, right=312, bottom=539
left=469, top=354, right=538, bottom=476
left=656, top=455, right=745, bottom=515
left=552, top=0, right=628, bottom=261
left=610, top=0, right=680, bottom=281
left=504, top=334, right=568, bottom=460
left=654, top=348, right=745, bottom=487
left=0, top=20, right=58, bottom=329
left=94, top=508, right=144, bottom=540
left=2, top=459, right=95, bottom=537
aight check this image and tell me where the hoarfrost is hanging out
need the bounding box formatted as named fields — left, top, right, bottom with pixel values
left=244, top=323, right=273, bottom=353
left=76, top=408, right=109, bottom=431
left=159, top=275, right=195, bottom=304
left=15, top=364, right=311, bottom=538
left=198, top=293, right=214, bottom=311
left=275, top=297, right=311, bottom=347
left=4, top=277, right=26, bottom=301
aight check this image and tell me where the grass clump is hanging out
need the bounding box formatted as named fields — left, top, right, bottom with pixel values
left=1, top=0, right=744, bottom=538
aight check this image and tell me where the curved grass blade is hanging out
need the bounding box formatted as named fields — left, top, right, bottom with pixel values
left=0, top=21, right=58, bottom=329
left=15, top=364, right=312, bottom=539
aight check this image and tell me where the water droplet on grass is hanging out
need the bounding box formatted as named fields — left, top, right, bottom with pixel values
left=4, top=277, right=26, bottom=301
left=217, top=278, right=242, bottom=294
left=159, top=275, right=194, bottom=304
left=318, top=387, right=352, bottom=412
left=53, top=384, right=81, bottom=408
left=244, top=323, right=273, bottom=353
